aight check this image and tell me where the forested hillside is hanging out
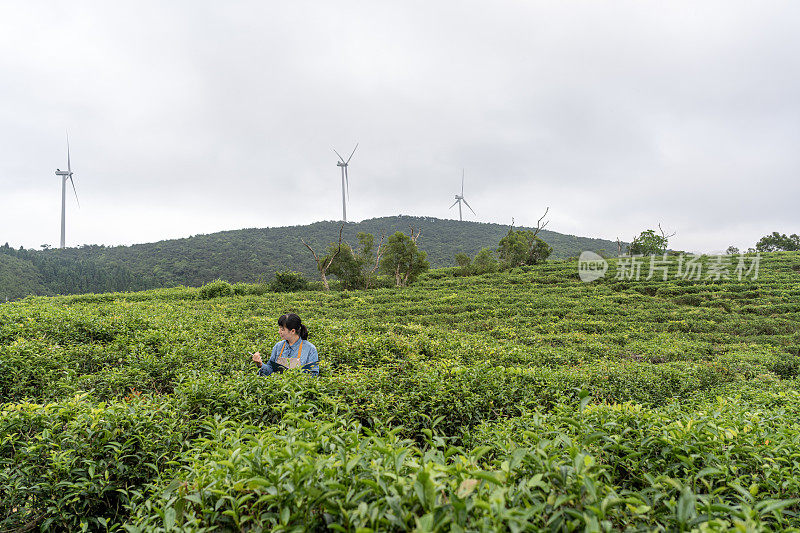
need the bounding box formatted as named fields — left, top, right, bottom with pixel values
left=1, top=216, right=621, bottom=300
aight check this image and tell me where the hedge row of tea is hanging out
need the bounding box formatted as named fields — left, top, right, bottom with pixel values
left=2, top=252, right=799, bottom=531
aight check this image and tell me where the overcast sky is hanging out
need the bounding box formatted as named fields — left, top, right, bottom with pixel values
left=1, top=1, right=798, bottom=254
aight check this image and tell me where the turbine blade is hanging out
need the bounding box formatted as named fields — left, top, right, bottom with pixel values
left=333, top=148, right=346, bottom=162
left=69, top=175, right=80, bottom=208
left=346, top=143, right=358, bottom=164
left=345, top=166, right=350, bottom=201
left=67, top=132, right=71, bottom=175
left=463, top=198, right=476, bottom=215
left=461, top=169, right=464, bottom=196
left=449, top=199, right=459, bottom=209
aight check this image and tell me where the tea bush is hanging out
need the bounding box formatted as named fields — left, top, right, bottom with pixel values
left=0, top=393, right=191, bottom=531
left=269, top=270, right=309, bottom=292
left=197, top=279, right=232, bottom=299
left=1, top=252, right=799, bottom=530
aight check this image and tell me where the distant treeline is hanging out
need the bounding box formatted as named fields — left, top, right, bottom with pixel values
left=0, top=216, right=620, bottom=300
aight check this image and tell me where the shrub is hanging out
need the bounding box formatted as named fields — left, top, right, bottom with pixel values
left=269, top=270, right=308, bottom=292
left=497, top=230, right=552, bottom=267
left=473, top=247, right=499, bottom=274
left=0, top=395, right=189, bottom=531
left=198, top=279, right=233, bottom=299
left=232, top=282, right=248, bottom=295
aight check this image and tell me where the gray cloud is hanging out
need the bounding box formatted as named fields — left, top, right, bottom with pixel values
left=1, top=1, right=798, bottom=253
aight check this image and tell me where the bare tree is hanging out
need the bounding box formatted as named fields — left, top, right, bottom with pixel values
left=658, top=223, right=676, bottom=242
left=507, top=208, right=549, bottom=237
left=364, top=232, right=386, bottom=289
left=301, top=224, right=343, bottom=291
left=532, top=207, right=550, bottom=238
left=616, top=237, right=623, bottom=256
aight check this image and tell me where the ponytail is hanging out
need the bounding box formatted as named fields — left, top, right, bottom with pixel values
left=278, top=313, right=309, bottom=340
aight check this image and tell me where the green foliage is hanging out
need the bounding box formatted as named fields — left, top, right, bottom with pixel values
left=454, top=252, right=472, bottom=276
left=323, top=233, right=382, bottom=290
left=497, top=229, right=552, bottom=267
left=354, top=231, right=382, bottom=290
left=325, top=243, right=362, bottom=289
left=0, top=253, right=49, bottom=300
left=473, top=247, right=499, bottom=274
left=455, top=248, right=498, bottom=276
left=380, top=231, right=430, bottom=286
left=0, top=217, right=624, bottom=300
left=231, top=281, right=270, bottom=296
left=0, top=393, right=189, bottom=532
left=269, top=270, right=308, bottom=292
left=629, top=229, right=669, bottom=255
left=197, top=279, right=232, bottom=299
left=2, top=252, right=799, bottom=529
left=454, top=252, right=471, bottom=267
left=756, top=231, right=800, bottom=252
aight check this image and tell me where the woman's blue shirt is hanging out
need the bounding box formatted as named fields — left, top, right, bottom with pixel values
left=258, top=338, right=319, bottom=377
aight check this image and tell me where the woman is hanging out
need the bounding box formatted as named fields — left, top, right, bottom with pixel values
left=252, top=313, right=320, bottom=377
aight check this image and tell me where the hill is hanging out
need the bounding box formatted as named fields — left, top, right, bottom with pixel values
left=2, top=252, right=800, bottom=530
left=0, top=216, right=622, bottom=300
left=0, top=253, right=48, bottom=300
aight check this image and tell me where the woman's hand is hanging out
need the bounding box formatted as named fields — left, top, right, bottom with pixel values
left=252, top=352, right=263, bottom=365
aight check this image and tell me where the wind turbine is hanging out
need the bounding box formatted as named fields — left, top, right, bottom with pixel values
left=333, top=143, right=358, bottom=222
left=449, top=169, right=475, bottom=222
left=54, top=133, right=80, bottom=249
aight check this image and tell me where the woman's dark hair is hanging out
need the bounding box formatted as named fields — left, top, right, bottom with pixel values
left=278, top=313, right=308, bottom=340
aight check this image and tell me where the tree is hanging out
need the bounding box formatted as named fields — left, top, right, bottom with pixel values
left=628, top=229, right=669, bottom=255
left=496, top=209, right=552, bottom=268
left=325, top=232, right=386, bottom=290
left=325, top=244, right=361, bottom=289
left=301, top=224, right=343, bottom=291
left=355, top=232, right=386, bottom=290
left=497, top=231, right=552, bottom=267
left=497, top=211, right=551, bottom=269
left=380, top=228, right=429, bottom=287
left=472, top=248, right=498, bottom=274
left=454, top=253, right=471, bottom=268
left=755, top=232, right=800, bottom=252
left=629, top=223, right=675, bottom=256
left=454, top=253, right=472, bottom=275
left=726, top=246, right=740, bottom=255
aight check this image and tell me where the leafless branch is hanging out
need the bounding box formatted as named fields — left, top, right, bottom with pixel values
left=300, top=238, right=320, bottom=264
left=658, top=223, right=676, bottom=240
left=321, top=224, right=344, bottom=271
left=532, top=207, right=550, bottom=238
left=370, top=233, right=386, bottom=274
left=364, top=232, right=386, bottom=290
left=409, top=225, right=422, bottom=244
left=300, top=223, right=344, bottom=291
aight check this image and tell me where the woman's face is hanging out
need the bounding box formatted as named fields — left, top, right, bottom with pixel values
left=278, top=325, right=296, bottom=341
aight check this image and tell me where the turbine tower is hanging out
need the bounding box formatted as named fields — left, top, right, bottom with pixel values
left=449, top=169, right=475, bottom=222
left=54, top=133, right=80, bottom=249
left=333, top=143, right=358, bottom=222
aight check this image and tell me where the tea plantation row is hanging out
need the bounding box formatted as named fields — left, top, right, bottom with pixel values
left=2, top=252, right=799, bottom=531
